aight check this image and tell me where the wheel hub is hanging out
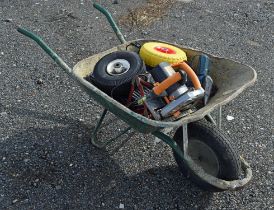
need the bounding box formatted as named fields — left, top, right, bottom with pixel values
left=106, top=59, right=130, bottom=75
left=188, top=139, right=220, bottom=177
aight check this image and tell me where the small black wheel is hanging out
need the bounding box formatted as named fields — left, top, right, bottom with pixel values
left=173, top=121, right=241, bottom=191
left=91, top=51, right=145, bottom=97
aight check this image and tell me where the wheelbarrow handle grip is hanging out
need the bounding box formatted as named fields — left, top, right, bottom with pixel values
left=93, top=3, right=126, bottom=44
left=16, top=27, right=72, bottom=75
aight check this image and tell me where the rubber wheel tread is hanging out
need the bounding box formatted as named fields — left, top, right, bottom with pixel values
left=91, top=51, right=145, bottom=96
left=173, top=120, right=241, bottom=191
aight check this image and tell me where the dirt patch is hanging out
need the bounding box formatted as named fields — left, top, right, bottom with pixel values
left=119, top=0, right=175, bottom=28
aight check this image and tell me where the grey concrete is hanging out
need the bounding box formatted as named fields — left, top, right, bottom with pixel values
left=0, top=0, right=273, bottom=209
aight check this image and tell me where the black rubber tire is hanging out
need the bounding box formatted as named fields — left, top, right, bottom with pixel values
left=91, top=51, right=145, bottom=96
left=173, top=120, right=241, bottom=191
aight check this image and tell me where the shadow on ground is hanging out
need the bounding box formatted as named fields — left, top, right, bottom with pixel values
left=0, top=106, right=213, bottom=209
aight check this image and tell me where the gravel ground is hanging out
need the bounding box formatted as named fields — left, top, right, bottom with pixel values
left=0, top=0, right=273, bottom=209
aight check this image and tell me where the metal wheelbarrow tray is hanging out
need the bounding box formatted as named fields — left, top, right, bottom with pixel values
left=73, top=39, right=256, bottom=132
left=14, top=3, right=256, bottom=192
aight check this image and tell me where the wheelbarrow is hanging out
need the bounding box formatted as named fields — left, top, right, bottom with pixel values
left=12, top=3, right=256, bottom=191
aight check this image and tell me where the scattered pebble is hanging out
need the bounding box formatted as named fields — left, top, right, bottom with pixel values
left=205, top=9, right=213, bottom=13
left=55, top=185, right=62, bottom=190
left=226, top=115, right=234, bottom=121
left=36, top=79, right=44, bottom=85
left=247, top=40, right=261, bottom=47
left=0, top=112, right=8, bottom=117
left=12, top=199, right=19, bottom=204
left=23, top=158, right=30, bottom=163
left=154, top=138, right=161, bottom=144
left=177, top=0, right=193, bottom=2
left=69, top=163, right=73, bottom=167
left=1, top=52, right=4, bottom=55
left=3, top=18, right=13, bottom=23
left=119, top=203, right=125, bottom=209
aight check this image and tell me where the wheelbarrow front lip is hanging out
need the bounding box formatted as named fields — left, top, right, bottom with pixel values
left=72, top=39, right=257, bottom=132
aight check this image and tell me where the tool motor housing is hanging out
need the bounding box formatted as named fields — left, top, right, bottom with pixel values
left=149, top=62, right=188, bottom=99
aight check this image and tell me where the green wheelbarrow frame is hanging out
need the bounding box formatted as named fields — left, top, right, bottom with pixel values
left=14, top=3, right=256, bottom=191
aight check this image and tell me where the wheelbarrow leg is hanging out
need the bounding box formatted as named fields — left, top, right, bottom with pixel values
left=216, top=106, right=222, bottom=129
left=182, top=124, right=188, bottom=154
left=205, top=113, right=217, bottom=125
left=91, top=109, right=132, bottom=149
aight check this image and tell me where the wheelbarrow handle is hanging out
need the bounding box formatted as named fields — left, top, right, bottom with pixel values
left=17, top=27, right=73, bottom=75
left=93, top=3, right=126, bottom=44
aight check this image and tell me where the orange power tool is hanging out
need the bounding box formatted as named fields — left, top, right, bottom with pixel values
left=144, top=62, right=204, bottom=119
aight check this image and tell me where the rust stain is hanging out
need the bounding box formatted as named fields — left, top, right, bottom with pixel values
left=119, top=0, right=175, bottom=28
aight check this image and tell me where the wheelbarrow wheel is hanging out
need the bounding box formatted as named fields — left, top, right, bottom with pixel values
left=173, top=120, right=241, bottom=191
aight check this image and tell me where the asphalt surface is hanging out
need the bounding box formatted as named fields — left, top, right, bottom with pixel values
left=0, top=0, right=273, bottom=209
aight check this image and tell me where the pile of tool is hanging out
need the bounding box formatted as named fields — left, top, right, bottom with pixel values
left=86, top=42, right=216, bottom=120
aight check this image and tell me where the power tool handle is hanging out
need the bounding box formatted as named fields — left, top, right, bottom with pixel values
left=153, top=72, right=182, bottom=95
left=172, top=62, right=202, bottom=90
